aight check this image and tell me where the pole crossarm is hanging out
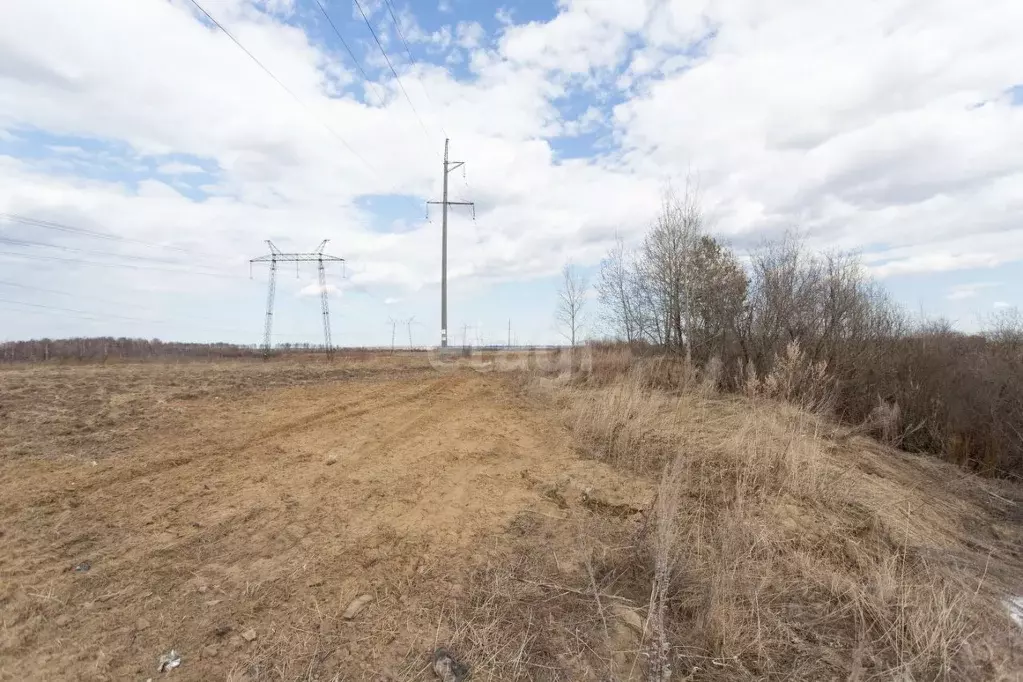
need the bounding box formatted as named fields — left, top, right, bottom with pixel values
left=250, top=253, right=345, bottom=263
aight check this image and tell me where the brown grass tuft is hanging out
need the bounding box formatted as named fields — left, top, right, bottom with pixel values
left=521, top=368, right=1023, bottom=680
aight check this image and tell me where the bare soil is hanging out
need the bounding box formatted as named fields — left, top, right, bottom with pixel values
left=0, top=358, right=650, bottom=681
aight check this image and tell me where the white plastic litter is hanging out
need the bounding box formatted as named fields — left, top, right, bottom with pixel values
left=1007, top=596, right=1023, bottom=630
left=158, top=650, right=182, bottom=672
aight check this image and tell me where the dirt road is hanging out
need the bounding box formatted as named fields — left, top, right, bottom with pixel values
left=0, top=363, right=648, bottom=680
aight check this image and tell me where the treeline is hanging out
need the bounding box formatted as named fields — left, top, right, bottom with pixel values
left=0, top=337, right=262, bottom=362
left=0, top=338, right=386, bottom=363
left=596, top=186, right=1023, bottom=478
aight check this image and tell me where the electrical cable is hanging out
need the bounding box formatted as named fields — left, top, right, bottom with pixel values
left=351, top=0, right=438, bottom=152
left=380, top=0, right=449, bottom=138
left=311, top=0, right=388, bottom=107
left=187, top=0, right=378, bottom=174
left=0, top=249, right=247, bottom=279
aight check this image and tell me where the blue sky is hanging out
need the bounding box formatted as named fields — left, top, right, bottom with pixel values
left=1, top=0, right=1021, bottom=346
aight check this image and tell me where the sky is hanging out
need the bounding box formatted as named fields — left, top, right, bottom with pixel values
left=1, top=0, right=1021, bottom=347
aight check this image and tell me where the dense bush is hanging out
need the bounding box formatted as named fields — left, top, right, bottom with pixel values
left=596, top=187, right=1023, bottom=478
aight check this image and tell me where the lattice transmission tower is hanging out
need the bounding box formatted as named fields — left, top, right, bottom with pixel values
left=250, top=240, right=344, bottom=360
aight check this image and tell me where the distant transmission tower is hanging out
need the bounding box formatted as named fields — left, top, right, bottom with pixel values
left=250, top=240, right=344, bottom=360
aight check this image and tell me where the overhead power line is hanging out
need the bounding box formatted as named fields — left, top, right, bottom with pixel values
left=183, top=0, right=437, bottom=218
left=0, top=283, right=339, bottom=339
left=0, top=249, right=246, bottom=279
left=1, top=212, right=198, bottom=255
left=186, top=0, right=377, bottom=174
left=311, top=0, right=387, bottom=107
left=0, top=235, right=217, bottom=269
left=0, top=297, right=169, bottom=324
left=351, top=0, right=437, bottom=149
left=380, top=0, right=449, bottom=138
left=0, top=279, right=249, bottom=327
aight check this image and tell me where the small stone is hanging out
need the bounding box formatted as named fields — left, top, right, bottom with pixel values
left=432, top=648, right=469, bottom=682
left=55, top=614, right=72, bottom=627
left=306, top=578, right=324, bottom=587
left=325, top=453, right=339, bottom=466
left=197, top=584, right=208, bottom=594
left=136, top=617, right=151, bottom=631
left=202, top=644, right=219, bottom=659
left=612, top=604, right=645, bottom=634
left=342, top=594, right=374, bottom=620
left=241, top=628, right=257, bottom=642
left=229, top=635, right=243, bottom=649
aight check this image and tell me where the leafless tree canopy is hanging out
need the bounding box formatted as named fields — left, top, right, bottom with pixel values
left=556, top=263, right=588, bottom=346
left=596, top=186, right=1023, bottom=478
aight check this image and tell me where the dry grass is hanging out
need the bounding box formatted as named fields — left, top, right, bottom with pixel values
left=516, top=361, right=1023, bottom=680
left=3, top=354, right=1020, bottom=680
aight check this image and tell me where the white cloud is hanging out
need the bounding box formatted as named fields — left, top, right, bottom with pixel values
left=946, top=282, right=998, bottom=301
left=299, top=282, right=339, bottom=296
left=156, top=161, right=205, bottom=175
left=993, top=301, right=1014, bottom=309
left=560, top=105, right=604, bottom=137
left=454, top=21, right=484, bottom=49
left=2, top=0, right=1023, bottom=343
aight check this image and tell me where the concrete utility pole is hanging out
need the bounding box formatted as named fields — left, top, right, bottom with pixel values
left=428, top=139, right=474, bottom=348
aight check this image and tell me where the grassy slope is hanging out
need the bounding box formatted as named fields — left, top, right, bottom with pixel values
left=450, top=365, right=1023, bottom=680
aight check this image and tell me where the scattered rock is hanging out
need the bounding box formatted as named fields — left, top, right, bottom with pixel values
left=201, top=644, right=219, bottom=659
left=542, top=485, right=569, bottom=509
left=611, top=604, right=646, bottom=635
left=306, top=578, right=325, bottom=587
left=228, top=635, right=243, bottom=649
left=580, top=487, right=645, bottom=518
left=325, top=452, right=339, bottom=465
left=73, top=560, right=91, bottom=573
left=432, top=648, right=469, bottom=682
left=197, top=584, right=208, bottom=594
left=136, top=617, right=151, bottom=631
left=157, top=650, right=181, bottom=672
left=55, top=614, right=72, bottom=627
left=241, top=628, right=258, bottom=642
left=342, top=594, right=374, bottom=620
left=204, top=599, right=223, bottom=607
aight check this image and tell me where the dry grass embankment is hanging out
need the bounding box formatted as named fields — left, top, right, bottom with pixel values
left=446, top=355, right=1023, bottom=680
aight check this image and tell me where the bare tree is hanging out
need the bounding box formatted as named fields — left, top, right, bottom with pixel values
left=597, top=233, right=640, bottom=343
left=985, top=305, right=1023, bottom=349
left=556, top=263, right=588, bottom=346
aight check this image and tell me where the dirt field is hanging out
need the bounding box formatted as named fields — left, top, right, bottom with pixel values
left=0, top=357, right=650, bottom=681
left=3, top=355, right=1022, bottom=681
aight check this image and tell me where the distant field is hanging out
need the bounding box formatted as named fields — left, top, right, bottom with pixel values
left=1, top=354, right=1020, bottom=680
